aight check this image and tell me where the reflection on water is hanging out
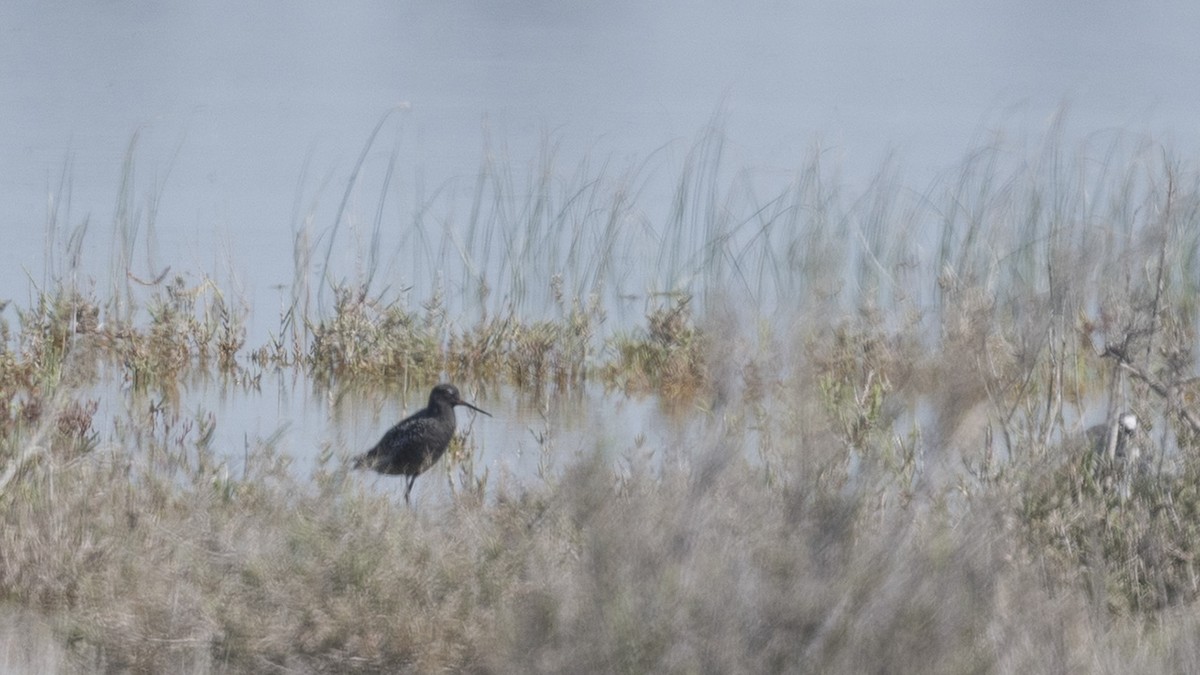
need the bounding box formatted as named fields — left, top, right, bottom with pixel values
left=94, top=368, right=687, bottom=496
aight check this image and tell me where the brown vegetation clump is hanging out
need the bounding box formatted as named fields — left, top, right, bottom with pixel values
left=604, top=295, right=710, bottom=399
left=448, top=285, right=600, bottom=390
left=306, top=284, right=443, bottom=383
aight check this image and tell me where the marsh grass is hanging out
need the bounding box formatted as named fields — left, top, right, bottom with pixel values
left=305, top=284, right=442, bottom=384
left=7, top=124, right=1200, bottom=671
left=604, top=294, right=709, bottom=399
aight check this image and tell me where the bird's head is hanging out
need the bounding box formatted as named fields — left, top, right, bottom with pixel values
left=430, top=383, right=492, bottom=417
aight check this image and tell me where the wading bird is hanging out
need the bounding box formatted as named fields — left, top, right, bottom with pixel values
left=1084, top=412, right=1143, bottom=499
left=1086, top=412, right=1140, bottom=463
left=353, top=383, right=491, bottom=503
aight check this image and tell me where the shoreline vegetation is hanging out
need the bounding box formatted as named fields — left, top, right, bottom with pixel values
left=6, top=123, right=1200, bottom=672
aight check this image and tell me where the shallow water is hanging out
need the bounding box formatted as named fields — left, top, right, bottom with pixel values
left=83, top=367, right=681, bottom=495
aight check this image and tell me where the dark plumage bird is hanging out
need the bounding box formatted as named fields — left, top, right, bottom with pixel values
left=1083, top=412, right=1143, bottom=499
left=353, top=383, right=491, bottom=503
left=1085, top=412, right=1140, bottom=463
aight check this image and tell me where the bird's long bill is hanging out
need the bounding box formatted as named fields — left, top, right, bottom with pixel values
left=458, top=400, right=492, bottom=417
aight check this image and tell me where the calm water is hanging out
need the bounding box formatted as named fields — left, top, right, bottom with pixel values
left=5, top=2, right=1199, bottom=306
left=4, top=1, right=1200, bottom=481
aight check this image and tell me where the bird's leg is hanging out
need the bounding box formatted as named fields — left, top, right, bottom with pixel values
left=405, top=475, right=416, bottom=505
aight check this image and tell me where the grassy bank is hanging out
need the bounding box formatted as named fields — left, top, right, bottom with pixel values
left=4, top=127, right=1200, bottom=672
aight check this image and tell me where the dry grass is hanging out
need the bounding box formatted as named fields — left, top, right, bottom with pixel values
left=0, top=393, right=1181, bottom=674
left=6, top=126, right=1200, bottom=672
